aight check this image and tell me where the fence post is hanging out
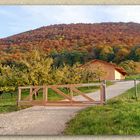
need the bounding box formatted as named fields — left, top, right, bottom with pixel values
left=104, top=80, right=106, bottom=103
left=100, top=80, right=106, bottom=104
left=29, top=86, right=33, bottom=101
left=134, top=79, right=138, bottom=100
left=43, top=85, right=48, bottom=102
left=70, top=87, right=73, bottom=105
left=17, top=87, right=21, bottom=107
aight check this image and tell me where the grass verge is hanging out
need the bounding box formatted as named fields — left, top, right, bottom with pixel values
left=64, top=84, right=140, bottom=135
left=125, top=74, right=140, bottom=80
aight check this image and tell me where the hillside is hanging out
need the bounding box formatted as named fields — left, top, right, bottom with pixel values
left=0, top=22, right=140, bottom=95
left=0, top=22, right=140, bottom=64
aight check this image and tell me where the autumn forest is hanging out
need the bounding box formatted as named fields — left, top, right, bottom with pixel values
left=0, top=22, right=140, bottom=92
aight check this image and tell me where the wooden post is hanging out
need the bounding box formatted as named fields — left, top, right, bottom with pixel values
left=100, top=83, right=104, bottom=104
left=134, top=79, right=138, bottom=100
left=103, top=80, right=106, bottom=103
left=17, top=87, right=21, bottom=107
left=34, top=87, right=37, bottom=100
left=43, top=86, right=48, bottom=102
left=29, top=86, right=33, bottom=101
left=100, top=80, right=106, bottom=104
left=70, top=87, right=73, bottom=105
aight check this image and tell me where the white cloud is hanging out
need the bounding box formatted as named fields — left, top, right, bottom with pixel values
left=21, top=6, right=94, bottom=24
left=98, top=6, right=140, bottom=23
left=51, top=6, right=93, bottom=23
left=20, top=6, right=140, bottom=24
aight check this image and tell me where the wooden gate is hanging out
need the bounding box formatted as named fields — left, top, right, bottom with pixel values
left=17, top=82, right=106, bottom=107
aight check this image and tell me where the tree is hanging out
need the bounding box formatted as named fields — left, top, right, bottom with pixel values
left=18, top=50, right=54, bottom=85
left=0, top=64, right=16, bottom=93
left=81, top=68, right=96, bottom=83
left=81, top=64, right=106, bottom=83
left=119, top=60, right=140, bottom=75
left=135, top=48, right=140, bottom=61
left=93, top=65, right=106, bottom=82
left=113, top=46, right=130, bottom=63
left=128, top=46, right=140, bottom=61
left=99, top=45, right=115, bottom=61
left=52, top=63, right=83, bottom=84
left=50, top=50, right=88, bottom=67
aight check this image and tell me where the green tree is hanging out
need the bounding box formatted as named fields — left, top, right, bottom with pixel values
left=99, top=45, right=114, bottom=61
left=53, top=63, right=83, bottom=84
left=18, top=50, right=54, bottom=85
left=119, top=60, right=140, bottom=75
left=0, top=64, right=16, bottom=92
left=114, top=46, right=130, bottom=63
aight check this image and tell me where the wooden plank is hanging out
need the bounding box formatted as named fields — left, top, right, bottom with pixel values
left=18, top=100, right=101, bottom=106
left=100, top=84, right=106, bottom=104
left=19, top=100, right=98, bottom=103
left=19, top=86, right=32, bottom=89
left=45, top=102, right=100, bottom=106
left=134, top=79, right=138, bottom=100
left=32, top=86, right=44, bottom=89
left=29, top=87, right=33, bottom=101
left=76, top=83, right=100, bottom=87
left=18, top=88, right=21, bottom=101
left=43, top=86, right=48, bottom=101
left=100, top=85, right=103, bottom=104
left=47, top=83, right=100, bottom=88
left=103, top=82, right=106, bottom=103
left=51, top=87, right=74, bottom=101
left=17, top=88, right=21, bottom=107
left=70, top=87, right=73, bottom=104
left=18, top=83, right=100, bottom=90
left=71, top=87, right=95, bottom=102
left=45, top=101, right=99, bottom=104
left=19, top=86, right=44, bottom=89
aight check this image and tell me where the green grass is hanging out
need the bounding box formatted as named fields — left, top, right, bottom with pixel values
left=0, top=84, right=103, bottom=114
left=64, top=84, right=140, bottom=135
left=0, top=92, right=25, bottom=113
left=125, top=74, right=140, bottom=80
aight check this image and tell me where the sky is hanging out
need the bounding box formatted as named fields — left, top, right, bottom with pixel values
left=0, top=5, right=140, bottom=38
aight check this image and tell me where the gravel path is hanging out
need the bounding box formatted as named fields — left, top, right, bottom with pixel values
left=0, top=80, right=138, bottom=135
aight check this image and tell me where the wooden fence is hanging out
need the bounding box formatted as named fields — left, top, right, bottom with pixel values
left=17, top=82, right=106, bottom=107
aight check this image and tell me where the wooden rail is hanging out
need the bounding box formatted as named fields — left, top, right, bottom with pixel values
left=17, top=82, right=106, bottom=107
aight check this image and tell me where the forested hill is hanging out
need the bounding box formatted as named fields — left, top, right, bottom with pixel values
left=0, top=22, right=140, bottom=64
left=0, top=22, right=140, bottom=95
left=1, top=22, right=140, bottom=49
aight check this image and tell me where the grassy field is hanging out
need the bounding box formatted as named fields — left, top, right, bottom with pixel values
left=64, top=84, right=140, bottom=135
left=0, top=83, right=103, bottom=114
left=125, top=74, right=140, bottom=80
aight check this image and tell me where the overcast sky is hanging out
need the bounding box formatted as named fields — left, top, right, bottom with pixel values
left=0, top=6, right=140, bottom=38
